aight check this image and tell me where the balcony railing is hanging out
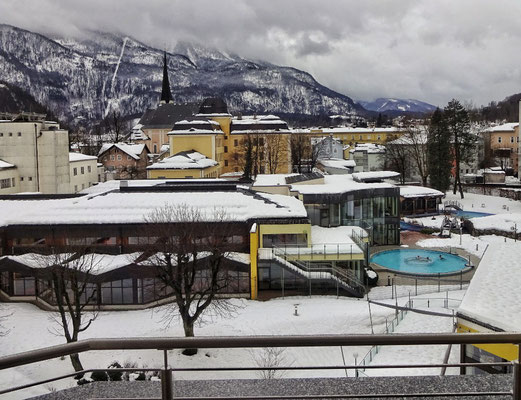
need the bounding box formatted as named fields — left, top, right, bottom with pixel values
left=1, top=332, right=521, bottom=399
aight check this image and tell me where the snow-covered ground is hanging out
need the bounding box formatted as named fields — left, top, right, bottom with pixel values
left=417, top=234, right=517, bottom=257
left=0, top=292, right=463, bottom=399
left=405, top=191, right=521, bottom=235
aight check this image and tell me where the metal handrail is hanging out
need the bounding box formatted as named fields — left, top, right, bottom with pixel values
left=1, top=333, right=521, bottom=399
left=272, top=247, right=366, bottom=295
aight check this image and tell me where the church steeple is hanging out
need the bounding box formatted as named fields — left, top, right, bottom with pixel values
left=160, top=51, right=173, bottom=104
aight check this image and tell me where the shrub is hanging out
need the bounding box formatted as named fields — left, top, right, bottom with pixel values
left=90, top=370, right=108, bottom=381
left=107, top=361, right=123, bottom=381
left=420, top=228, right=436, bottom=235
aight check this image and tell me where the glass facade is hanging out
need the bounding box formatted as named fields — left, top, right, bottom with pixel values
left=303, top=188, right=400, bottom=245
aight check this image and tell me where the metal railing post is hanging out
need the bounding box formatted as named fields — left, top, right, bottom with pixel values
left=161, top=349, right=172, bottom=400
left=513, top=360, right=521, bottom=400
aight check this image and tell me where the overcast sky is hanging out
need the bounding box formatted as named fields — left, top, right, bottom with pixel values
left=1, top=0, right=520, bottom=107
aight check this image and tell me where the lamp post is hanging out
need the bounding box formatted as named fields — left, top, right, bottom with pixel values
left=512, top=224, right=517, bottom=242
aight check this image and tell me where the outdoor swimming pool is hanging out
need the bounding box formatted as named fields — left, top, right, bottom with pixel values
left=370, top=249, right=469, bottom=275
left=453, top=210, right=493, bottom=219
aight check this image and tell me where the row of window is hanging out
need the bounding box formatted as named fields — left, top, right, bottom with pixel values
left=73, top=166, right=92, bottom=176
left=1, top=272, right=250, bottom=304
left=0, top=132, right=22, bottom=137
left=103, top=155, right=134, bottom=161
left=496, top=136, right=518, bottom=143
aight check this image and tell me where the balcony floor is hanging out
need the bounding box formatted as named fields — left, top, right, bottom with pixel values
left=29, top=374, right=512, bottom=400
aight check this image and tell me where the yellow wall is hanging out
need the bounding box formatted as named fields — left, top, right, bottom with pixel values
left=457, top=322, right=519, bottom=361
left=249, top=224, right=259, bottom=300
left=222, top=133, right=292, bottom=175
left=207, top=116, right=232, bottom=135
left=170, top=135, right=214, bottom=159
left=147, top=164, right=220, bottom=179
left=259, top=223, right=311, bottom=248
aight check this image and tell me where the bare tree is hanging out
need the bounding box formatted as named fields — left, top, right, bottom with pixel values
left=142, top=205, right=238, bottom=355
left=265, top=134, right=288, bottom=174
left=290, top=133, right=308, bottom=173
left=251, top=347, right=293, bottom=379
left=383, top=138, right=410, bottom=184
left=33, top=250, right=101, bottom=372
left=104, top=111, right=129, bottom=143
left=403, top=125, right=429, bottom=186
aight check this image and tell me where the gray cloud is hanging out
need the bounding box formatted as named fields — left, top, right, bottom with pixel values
left=1, top=0, right=521, bottom=107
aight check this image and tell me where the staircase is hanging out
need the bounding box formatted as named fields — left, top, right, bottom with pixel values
left=440, top=215, right=460, bottom=238
left=260, top=248, right=366, bottom=298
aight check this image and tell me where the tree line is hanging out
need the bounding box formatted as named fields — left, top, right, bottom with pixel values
left=385, top=99, right=476, bottom=199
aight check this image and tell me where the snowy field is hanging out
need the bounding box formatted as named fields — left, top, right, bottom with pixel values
left=0, top=292, right=464, bottom=399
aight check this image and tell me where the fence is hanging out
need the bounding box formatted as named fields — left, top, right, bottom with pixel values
left=1, top=333, right=521, bottom=399
left=357, top=296, right=462, bottom=374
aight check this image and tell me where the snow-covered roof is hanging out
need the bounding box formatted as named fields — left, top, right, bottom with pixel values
left=292, top=174, right=394, bottom=195
left=253, top=174, right=299, bottom=187
left=168, top=128, right=222, bottom=135
left=312, top=127, right=400, bottom=134
left=311, top=225, right=368, bottom=244
left=318, top=158, right=356, bottom=169
left=486, top=123, right=518, bottom=132
left=458, top=243, right=521, bottom=331
left=69, top=153, right=98, bottom=162
left=0, top=159, right=15, bottom=169
left=399, top=185, right=444, bottom=198
left=98, top=143, right=146, bottom=160
left=352, top=171, right=400, bottom=182
left=0, top=251, right=250, bottom=274
left=0, top=188, right=307, bottom=226
left=0, top=253, right=140, bottom=275
left=147, top=151, right=218, bottom=170
left=349, top=143, right=386, bottom=154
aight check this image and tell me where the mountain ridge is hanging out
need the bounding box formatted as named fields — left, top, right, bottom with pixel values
left=0, top=24, right=365, bottom=128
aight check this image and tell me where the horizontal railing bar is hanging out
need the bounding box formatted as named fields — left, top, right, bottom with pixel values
left=90, top=392, right=513, bottom=400
left=170, top=361, right=511, bottom=372
left=0, top=367, right=162, bottom=395
left=1, top=333, right=520, bottom=370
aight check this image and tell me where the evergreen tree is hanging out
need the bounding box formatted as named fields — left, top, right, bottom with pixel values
left=444, top=99, right=474, bottom=199
left=427, top=108, right=452, bottom=192
left=376, top=113, right=383, bottom=127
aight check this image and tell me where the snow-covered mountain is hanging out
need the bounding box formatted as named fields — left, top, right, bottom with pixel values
left=358, top=98, right=436, bottom=114
left=0, top=24, right=364, bottom=127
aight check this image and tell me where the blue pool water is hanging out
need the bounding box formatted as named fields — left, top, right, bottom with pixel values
left=453, top=210, right=493, bottom=219
left=370, top=249, right=469, bottom=275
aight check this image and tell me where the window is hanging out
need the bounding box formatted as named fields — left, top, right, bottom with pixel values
left=28, top=176, right=32, bottom=181
left=101, top=279, right=134, bottom=304
left=117, top=155, right=122, bottom=161
left=224, top=146, right=228, bottom=153
left=20, top=177, right=24, bottom=181
left=73, top=168, right=77, bottom=176
left=498, top=137, right=502, bottom=143
left=110, top=155, right=115, bottom=161
left=88, top=166, right=91, bottom=173
left=0, top=178, right=11, bottom=189
left=224, top=160, right=228, bottom=166
left=9, top=132, right=13, bottom=137
left=74, top=185, right=78, bottom=192
left=234, top=139, right=238, bottom=147
left=17, top=132, right=21, bottom=137
left=81, top=167, right=84, bottom=174
left=511, top=137, right=515, bottom=143
left=0, top=133, right=3, bottom=137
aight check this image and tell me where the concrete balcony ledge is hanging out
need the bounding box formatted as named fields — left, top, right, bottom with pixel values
left=29, top=374, right=512, bottom=400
